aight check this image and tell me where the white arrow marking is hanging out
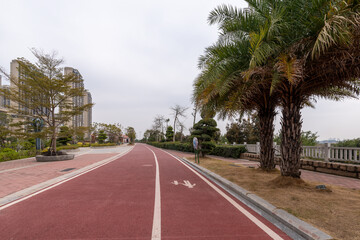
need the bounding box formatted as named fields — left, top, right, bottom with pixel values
left=171, top=180, right=196, bottom=188
left=180, top=180, right=196, bottom=188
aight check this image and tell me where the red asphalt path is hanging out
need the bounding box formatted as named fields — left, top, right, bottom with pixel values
left=0, top=144, right=291, bottom=239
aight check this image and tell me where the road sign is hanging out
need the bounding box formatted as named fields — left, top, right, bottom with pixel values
left=193, top=137, right=198, bottom=150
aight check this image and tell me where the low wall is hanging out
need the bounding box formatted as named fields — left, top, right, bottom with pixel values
left=241, top=153, right=360, bottom=179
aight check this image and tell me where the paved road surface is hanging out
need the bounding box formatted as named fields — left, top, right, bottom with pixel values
left=0, top=144, right=292, bottom=239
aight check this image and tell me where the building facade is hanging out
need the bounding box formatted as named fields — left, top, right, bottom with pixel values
left=83, top=90, right=92, bottom=136
left=64, top=67, right=93, bottom=140
left=0, top=76, right=10, bottom=113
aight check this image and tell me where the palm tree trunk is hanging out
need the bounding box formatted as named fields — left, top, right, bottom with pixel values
left=280, top=88, right=302, bottom=178
left=258, top=104, right=276, bottom=170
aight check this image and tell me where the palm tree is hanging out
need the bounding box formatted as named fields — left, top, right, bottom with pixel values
left=195, top=0, right=360, bottom=177
left=245, top=0, right=360, bottom=177
left=194, top=4, right=280, bottom=170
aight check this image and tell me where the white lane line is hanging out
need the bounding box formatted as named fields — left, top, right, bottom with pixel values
left=146, top=147, right=161, bottom=240
left=161, top=149, right=284, bottom=240
left=0, top=147, right=134, bottom=211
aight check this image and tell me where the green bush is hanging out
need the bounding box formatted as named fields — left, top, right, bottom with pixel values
left=147, top=142, right=194, bottom=152
left=201, top=142, right=216, bottom=156
left=147, top=142, right=247, bottom=158
left=0, top=148, right=20, bottom=162
left=90, top=143, right=117, bottom=147
left=211, top=145, right=247, bottom=158
left=57, top=145, right=80, bottom=150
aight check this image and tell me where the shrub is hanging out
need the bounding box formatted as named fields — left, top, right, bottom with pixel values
left=147, top=142, right=194, bottom=153
left=57, top=145, right=80, bottom=150
left=211, top=145, right=247, bottom=158
left=147, top=142, right=247, bottom=158
left=76, top=142, right=90, bottom=147
left=90, top=143, right=116, bottom=147
left=0, top=148, right=19, bottom=162
left=18, top=149, right=37, bottom=159
left=42, top=147, right=50, bottom=153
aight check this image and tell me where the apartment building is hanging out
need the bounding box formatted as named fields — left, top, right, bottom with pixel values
left=64, top=67, right=93, bottom=140
left=83, top=90, right=93, bottom=136
left=0, top=76, right=10, bottom=113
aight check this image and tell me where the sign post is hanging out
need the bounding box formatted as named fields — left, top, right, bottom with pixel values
left=32, top=118, right=44, bottom=151
left=193, top=137, right=199, bottom=164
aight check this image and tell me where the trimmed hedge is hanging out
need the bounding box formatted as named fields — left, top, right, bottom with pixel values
left=147, top=142, right=247, bottom=158
left=0, top=148, right=19, bottom=162
left=77, top=142, right=91, bottom=147
left=0, top=148, right=37, bottom=162
left=58, top=145, right=80, bottom=150
left=90, top=143, right=117, bottom=147
left=147, top=142, right=194, bottom=152
left=211, top=145, right=247, bottom=158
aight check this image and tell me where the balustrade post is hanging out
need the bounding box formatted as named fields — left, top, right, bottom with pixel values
left=324, top=143, right=330, bottom=162
left=256, top=142, right=260, bottom=155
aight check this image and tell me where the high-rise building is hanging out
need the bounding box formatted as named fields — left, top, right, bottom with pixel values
left=83, top=90, right=92, bottom=138
left=0, top=76, right=10, bottom=113
left=64, top=67, right=93, bottom=140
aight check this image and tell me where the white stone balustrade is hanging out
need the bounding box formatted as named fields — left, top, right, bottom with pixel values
left=238, top=142, right=360, bottom=164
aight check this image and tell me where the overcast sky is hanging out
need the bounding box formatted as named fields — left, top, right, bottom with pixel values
left=1, top=0, right=360, bottom=141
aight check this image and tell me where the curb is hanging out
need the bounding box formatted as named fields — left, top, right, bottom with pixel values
left=181, top=157, right=333, bottom=240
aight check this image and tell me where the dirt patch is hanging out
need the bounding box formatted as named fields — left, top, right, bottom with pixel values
left=187, top=157, right=360, bottom=240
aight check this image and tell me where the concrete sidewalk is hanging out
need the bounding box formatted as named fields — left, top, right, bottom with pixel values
left=165, top=150, right=360, bottom=190
left=0, top=145, right=133, bottom=200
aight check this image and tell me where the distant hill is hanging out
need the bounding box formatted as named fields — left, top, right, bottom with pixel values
left=318, top=139, right=339, bottom=144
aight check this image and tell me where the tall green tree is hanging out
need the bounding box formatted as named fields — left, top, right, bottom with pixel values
left=93, top=122, right=123, bottom=144
left=190, top=114, right=219, bottom=157
left=97, top=130, right=107, bottom=144
left=170, top=105, right=188, bottom=142
left=225, top=122, right=244, bottom=144
left=144, top=129, right=160, bottom=142
left=336, top=138, right=360, bottom=147
left=126, top=127, right=136, bottom=144
left=153, top=115, right=165, bottom=142
left=165, top=126, right=174, bottom=142
left=226, top=114, right=260, bottom=144
left=0, top=49, right=94, bottom=154
left=57, top=126, right=72, bottom=146
left=274, top=130, right=319, bottom=146
left=194, top=4, right=279, bottom=170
